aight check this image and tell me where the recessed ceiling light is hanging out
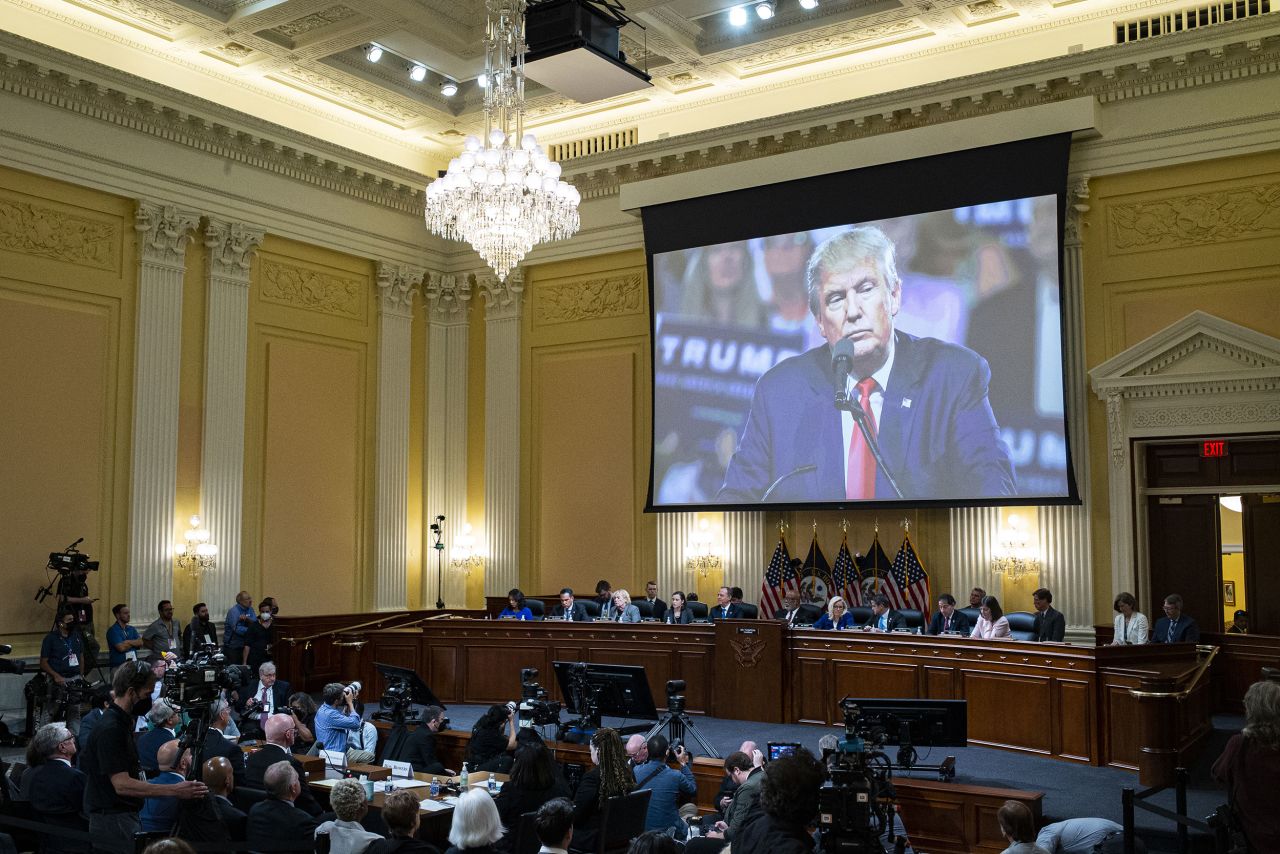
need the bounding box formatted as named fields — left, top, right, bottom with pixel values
left=799, top=0, right=819, bottom=8
left=365, top=44, right=383, bottom=63
left=440, top=79, right=458, bottom=97
left=755, top=0, right=775, bottom=19
left=409, top=64, right=427, bottom=83
left=728, top=5, right=748, bottom=26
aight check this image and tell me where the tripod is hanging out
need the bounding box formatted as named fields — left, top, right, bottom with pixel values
left=644, top=704, right=719, bottom=758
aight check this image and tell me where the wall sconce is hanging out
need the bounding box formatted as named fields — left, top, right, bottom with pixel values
left=175, top=515, right=217, bottom=578
left=450, top=523, right=484, bottom=574
left=991, top=513, right=1040, bottom=582
left=685, top=519, right=722, bottom=578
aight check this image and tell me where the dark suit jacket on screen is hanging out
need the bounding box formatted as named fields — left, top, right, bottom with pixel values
left=717, top=333, right=1017, bottom=502
left=927, top=610, right=972, bottom=636
left=247, top=797, right=320, bottom=853
left=1033, top=607, right=1066, bottom=642
left=550, top=602, right=590, bottom=622
left=1152, top=616, right=1201, bottom=644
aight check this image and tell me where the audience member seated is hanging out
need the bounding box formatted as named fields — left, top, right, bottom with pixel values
left=734, top=750, right=824, bottom=854
left=467, top=704, right=518, bottom=773
left=534, top=798, right=574, bottom=854
left=316, top=682, right=372, bottom=765
left=140, top=741, right=191, bottom=833
left=707, top=751, right=762, bottom=842
left=496, top=730, right=570, bottom=835
left=632, top=735, right=695, bottom=835
left=287, top=692, right=318, bottom=753
left=862, top=595, right=904, bottom=632
left=971, top=596, right=1011, bottom=639
left=499, top=589, right=534, bottom=621
left=572, top=728, right=635, bottom=852
left=76, top=689, right=113, bottom=762
left=928, top=594, right=971, bottom=636
left=200, top=699, right=246, bottom=787
left=627, top=831, right=678, bottom=854
left=1111, top=593, right=1149, bottom=645
left=247, top=713, right=325, bottom=816
left=366, top=790, right=440, bottom=854
left=348, top=702, right=380, bottom=766
left=641, top=582, right=667, bottom=622
left=1035, top=818, right=1129, bottom=854
left=664, top=592, right=694, bottom=625
left=203, top=757, right=247, bottom=844
left=22, top=723, right=89, bottom=854
left=247, top=761, right=320, bottom=853
left=594, top=581, right=614, bottom=610
left=239, top=662, right=292, bottom=738
left=142, top=840, right=197, bottom=854
left=1152, top=594, right=1200, bottom=644
left=997, top=800, right=1050, bottom=854
left=813, top=597, right=855, bottom=630
left=316, top=778, right=383, bottom=854
left=710, top=587, right=745, bottom=621
left=1212, top=679, right=1280, bottom=854
left=1227, top=609, right=1249, bottom=634
left=137, top=700, right=180, bottom=778
left=969, top=588, right=986, bottom=608
left=608, top=590, right=642, bottom=623
left=551, top=589, right=590, bottom=622
left=1031, top=589, right=1066, bottom=642
left=448, top=788, right=505, bottom=854
left=388, top=705, right=450, bottom=776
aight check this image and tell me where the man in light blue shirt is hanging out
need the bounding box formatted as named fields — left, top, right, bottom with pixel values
left=223, top=591, right=255, bottom=660
left=1036, top=818, right=1132, bottom=854
left=314, top=683, right=364, bottom=762
left=632, top=734, right=696, bottom=834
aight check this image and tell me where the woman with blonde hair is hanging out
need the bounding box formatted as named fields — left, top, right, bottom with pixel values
left=1212, top=679, right=1280, bottom=852
left=610, top=589, right=641, bottom=623
left=813, top=596, right=855, bottom=630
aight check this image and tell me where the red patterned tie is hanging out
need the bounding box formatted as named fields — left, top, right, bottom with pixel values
left=259, top=687, right=269, bottom=730
left=845, top=377, right=879, bottom=500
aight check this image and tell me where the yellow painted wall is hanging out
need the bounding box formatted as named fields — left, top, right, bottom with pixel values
left=0, top=166, right=136, bottom=652
left=1220, top=503, right=1246, bottom=626
left=1082, top=150, right=1280, bottom=622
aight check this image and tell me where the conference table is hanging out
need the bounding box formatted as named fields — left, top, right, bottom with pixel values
left=274, top=612, right=1215, bottom=787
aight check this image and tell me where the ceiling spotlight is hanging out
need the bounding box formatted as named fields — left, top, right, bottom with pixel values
left=755, top=0, right=775, bottom=19
left=476, top=72, right=488, bottom=89
left=728, top=5, right=748, bottom=25
left=799, top=0, right=819, bottom=8
left=365, top=44, right=383, bottom=63
left=440, top=79, right=458, bottom=97
left=409, top=64, right=427, bottom=83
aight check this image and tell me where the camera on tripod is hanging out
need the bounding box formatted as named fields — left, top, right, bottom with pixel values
left=162, top=644, right=251, bottom=708
left=665, top=680, right=686, bottom=715
left=518, top=668, right=563, bottom=727
left=817, top=700, right=898, bottom=854
left=35, top=539, right=98, bottom=605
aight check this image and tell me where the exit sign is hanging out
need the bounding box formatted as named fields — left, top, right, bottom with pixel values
left=1201, top=440, right=1229, bottom=458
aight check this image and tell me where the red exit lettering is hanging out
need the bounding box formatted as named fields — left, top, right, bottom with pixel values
left=1201, top=440, right=1229, bottom=458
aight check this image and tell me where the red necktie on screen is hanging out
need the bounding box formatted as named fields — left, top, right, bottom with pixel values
left=845, top=377, right=879, bottom=500
left=259, top=686, right=270, bottom=730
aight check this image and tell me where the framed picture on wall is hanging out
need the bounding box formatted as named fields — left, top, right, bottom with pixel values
left=1224, top=580, right=1236, bottom=606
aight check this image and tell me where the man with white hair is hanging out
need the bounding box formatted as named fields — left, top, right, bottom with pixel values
left=139, top=740, right=191, bottom=832
left=625, top=733, right=648, bottom=768
left=22, top=722, right=88, bottom=853
left=247, top=760, right=320, bottom=852
left=137, top=699, right=180, bottom=778
left=238, top=661, right=291, bottom=738
left=198, top=698, right=245, bottom=787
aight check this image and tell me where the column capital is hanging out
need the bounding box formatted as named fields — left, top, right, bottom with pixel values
left=1064, top=175, right=1092, bottom=246
left=135, top=200, right=199, bottom=268
left=478, top=268, right=524, bottom=321
left=205, top=219, right=264, bottom=283
left=376, top=262, right=424, bottom=319
left=423, top=272, right=473, bottom=323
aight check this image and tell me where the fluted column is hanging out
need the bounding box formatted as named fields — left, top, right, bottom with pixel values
left=948, top=507, right=1002, bottom=602
left=655, top=513, right=700, bottom=599
left=479, top=270, right=522, bottom=597
left=375, top=263, right=422, bottom=610
left=199, top=219, right=263, bottom=613
left=129, top=201, right=199, bottom=620
left=724, top=512, right=767, bottom=593
left=423, top=272, right=472, bottom=608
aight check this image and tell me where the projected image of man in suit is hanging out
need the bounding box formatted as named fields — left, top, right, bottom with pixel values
left=717, top=225, right=1017, bottom=503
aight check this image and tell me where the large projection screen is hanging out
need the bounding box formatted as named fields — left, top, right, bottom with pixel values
left=644, top=134, right=1080, bottom=510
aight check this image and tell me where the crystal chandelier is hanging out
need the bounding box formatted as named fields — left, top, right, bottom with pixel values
left=425, top=0, right=581, bottom=282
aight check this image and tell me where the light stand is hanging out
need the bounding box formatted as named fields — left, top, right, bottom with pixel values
left=430, top=515, right=445, bottom=609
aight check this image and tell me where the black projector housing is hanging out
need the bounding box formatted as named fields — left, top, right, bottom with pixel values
left=525, top=0, right=652, bottom=103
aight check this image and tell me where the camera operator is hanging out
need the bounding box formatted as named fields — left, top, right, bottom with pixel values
left=467, top=703, right=518, bottom=773
left=386, top=705, right=450, bottom=775
left=734, top=750, right=824, bottom=854
left=40, top=610, right=86, bottom=731
left=631, top=734, right=696, bottom=836
left=57, top=565, right=100, bottom=670
left=182, top=603, right=218, bottom=654
left=141, top=601, right=183, bottom=660
left=80, top=661, right=207, bottom=854
left=23, top=722, right=89, bottom=854
left=315, top=682, right=372, bottom=765
left=105, top=604, right=145, bottom=667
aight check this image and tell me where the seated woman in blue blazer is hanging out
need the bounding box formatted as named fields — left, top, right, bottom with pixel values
left=813, top=596, right=856, bottom=630
left=498, top=587, right=534, bottom=620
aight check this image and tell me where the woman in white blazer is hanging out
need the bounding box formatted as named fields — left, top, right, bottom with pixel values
left=1111, top=591, right=1149, bottom=644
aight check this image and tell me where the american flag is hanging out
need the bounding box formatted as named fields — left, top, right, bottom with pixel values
left=891, top=535, right=932, bottom=618
left=831, top=537, right=862, bottom=606
left=759, top=535, right=797, bottom=617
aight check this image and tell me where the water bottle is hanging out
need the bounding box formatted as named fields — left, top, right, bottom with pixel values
left=460, top=762, right=469, bottom=788
left=430, top=776, right=441, bottom=798
left=488, top=774, right=498, bottom=793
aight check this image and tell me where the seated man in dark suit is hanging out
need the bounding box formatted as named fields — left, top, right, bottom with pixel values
left=862, top=594, right=904, bottom=632
left=247, top=760, right=319, bottom=853
left=774, top=592, right=802, bottom=625
left=1151, top=594, right=1200, bottom=644
left=23, top=723, right=89, bottom=854
left=1032, top=588, right=1066, bottom=642
left=200, top=698, right=246, bottom=787
left=385, top=705, right=450, bottom=775
left=203, top=756, right=247, bottom=845
left=137, top=700, right=181, bottom=778
left=237, top=662, right=292, bottom=739
left=927, top=594, right=971, bottom=636
left=246, top=713, right=325, bottom=817
left=550, top=588, right=590, bottom=622
left=711, top=587, right=745, bottom=621
left=643, top=581, right=667, bottom=622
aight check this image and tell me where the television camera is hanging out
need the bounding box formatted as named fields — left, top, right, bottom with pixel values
left=34, top=538, right=98, bottom=604
left=518, top=668, right=563, bottom=727
left=162, top=644, right=251, bottom=709
left=818, top=699, right=903, bottom=854
left=372, top=662, right=444, bottom=727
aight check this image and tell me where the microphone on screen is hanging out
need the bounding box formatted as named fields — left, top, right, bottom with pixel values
left=830, top=339, right=855, bottom=406
left=761, top=465, right=817, bottom=502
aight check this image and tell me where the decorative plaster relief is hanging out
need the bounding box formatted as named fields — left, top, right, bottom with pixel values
left=1131, top=400, right=1280, bottom=429
left=423, top=272, right=471, bottom=319
left=478, top=269, right=525, bottom=321
left=534, top=274, right=644, bottom=325
left=270, top=5, right=359, bottom=39
left=259, top=257, right=364, bottom=319
left=277, top=66, right=421, bottom=123
left=1108, top=182, right=1280, bottom=251
left=205, top=219, right=264, bottom=281
left=376, top=262, right=423, bottom=318
left=0, top=195, right=119, bottom=270
left=72, top=0, right=183, bottom=31
left=135, top=201, right=197, bottom=266
left=1127, top=333, right=1280, bottom=378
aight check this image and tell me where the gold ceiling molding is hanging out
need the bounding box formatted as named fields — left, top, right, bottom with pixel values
left=259, top=257, right=366, bottom=320
left=534, top=274, right=645, bottom=326
left=275, top=65, right=423, bottom=124
left=0, top=193, right=120, bottom=271
left=1108, top=181, right=1280, bottom=252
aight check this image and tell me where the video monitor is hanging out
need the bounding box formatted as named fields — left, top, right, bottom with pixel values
left=843, top=697, right=968, bottom=747
left=767, top=741, right=802, bottom=761
left=551, top=660, right=659, bottom=721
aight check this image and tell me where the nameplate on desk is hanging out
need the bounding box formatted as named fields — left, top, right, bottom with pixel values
left=382, top=759, right=412, bottom=779
left=736, top=627, right=759, bottom=636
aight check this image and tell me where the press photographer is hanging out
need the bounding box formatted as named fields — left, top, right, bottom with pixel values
left=315, top=681, right=373, bottom=765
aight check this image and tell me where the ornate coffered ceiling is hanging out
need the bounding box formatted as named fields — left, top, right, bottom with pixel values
left=1, top=0, right=1243, bottom=171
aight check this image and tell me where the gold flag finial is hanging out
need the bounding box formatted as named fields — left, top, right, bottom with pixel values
left=812, top=519, right=818, bottom=535
left=874, top=517, right=879, bottom=534
left=778, top=517, right=789, bottom=536
left=901, top=517, right=911, bottom=534
left=840, top=518, right=849, bottom=534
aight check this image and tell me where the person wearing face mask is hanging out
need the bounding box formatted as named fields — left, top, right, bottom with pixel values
left=40, top=610, right=87, bottom=732
left=81, top=661, right=208, bottom=854
left=243, top=597, right=278, bottom=668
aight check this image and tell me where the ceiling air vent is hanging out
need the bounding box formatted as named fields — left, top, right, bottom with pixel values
left=547, top=127, right=638, bottom=162
left=1116, top=0, right=1270, bottom=44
